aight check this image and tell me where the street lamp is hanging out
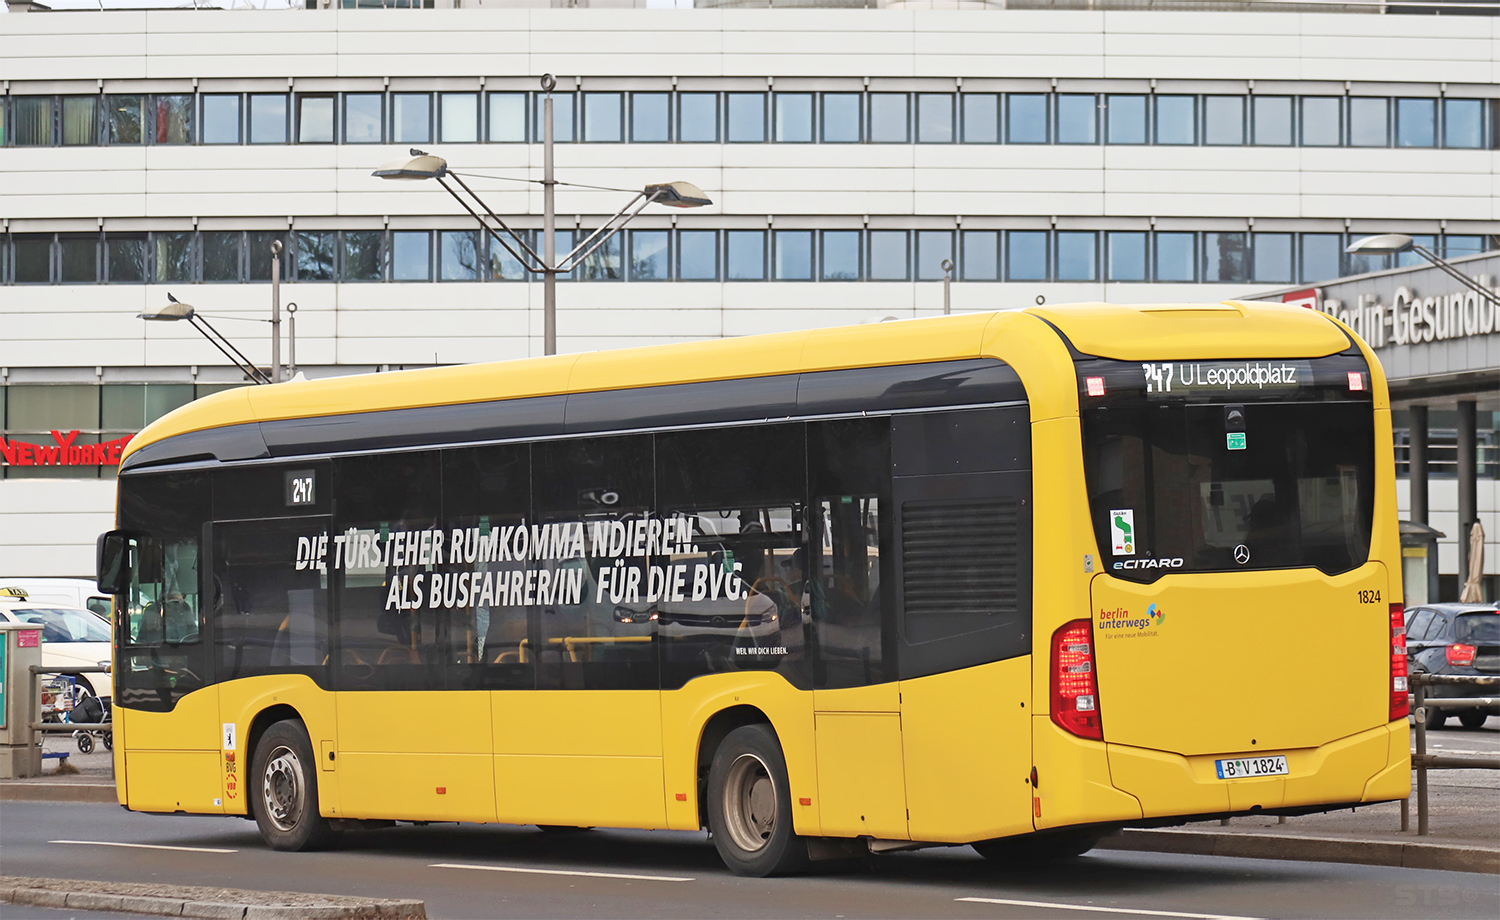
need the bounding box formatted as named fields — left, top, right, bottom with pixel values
left=138, top=295, right=273, bottom=385
left=373, top=74, right=713, bottom=357
left=1345, top=234, right=1500, bottom=309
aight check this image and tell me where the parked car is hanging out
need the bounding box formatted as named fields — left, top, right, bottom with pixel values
left=1404, top=602, right=1499, bottom=730
left=0, top=577, right=112, bottom=619
left=0, top=588, right=113, bottom=710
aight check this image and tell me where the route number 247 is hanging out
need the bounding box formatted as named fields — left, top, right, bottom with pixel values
left=1357, top=589, right=1381, bottom=604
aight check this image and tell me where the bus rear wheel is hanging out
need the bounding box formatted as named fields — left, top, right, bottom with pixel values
left=972, top=830, right=1103, bottom=863
left=251, top=720, right=340, bottom=851
left=706, top=724, right=808, bottom=877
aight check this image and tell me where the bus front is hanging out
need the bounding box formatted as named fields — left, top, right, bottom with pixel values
left=1060, top=337, right=1408, bottom=824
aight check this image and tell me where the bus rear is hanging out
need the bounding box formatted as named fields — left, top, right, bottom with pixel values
left=1055, top=340, right=1408, bottom=823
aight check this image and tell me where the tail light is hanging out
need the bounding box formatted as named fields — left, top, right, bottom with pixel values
left=1390, top=603, right=1409, bottom=721
left=1447, top=644, right=1477, bottom=667
left=1051, top=620, right=1102, bottom=740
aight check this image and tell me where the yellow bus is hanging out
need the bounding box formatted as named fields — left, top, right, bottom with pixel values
left=97, top=302, right=1409, bottom=876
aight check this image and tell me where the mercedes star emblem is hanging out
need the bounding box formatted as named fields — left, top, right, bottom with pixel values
left=1233, top=544, right=1251, bottom=565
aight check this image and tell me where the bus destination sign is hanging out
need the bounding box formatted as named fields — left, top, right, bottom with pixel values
left=1141, top=360, right=1313, bottom=396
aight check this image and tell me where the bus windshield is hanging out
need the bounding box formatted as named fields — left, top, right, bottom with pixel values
left=1078, top=353, right=1375, bottom=582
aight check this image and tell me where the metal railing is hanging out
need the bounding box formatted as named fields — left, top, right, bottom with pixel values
left=1409, top=672, right=1500, bottom=836
left=25, top=665, right=113, bottom=777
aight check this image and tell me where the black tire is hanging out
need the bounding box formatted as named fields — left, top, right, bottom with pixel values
left=102, top=732, right=113, bottom=751
left=706, top=724, right=808, bottom=877
left=250, top=720, right=340, bottom=851
left=1425, top=707, right=1448, bottom=730
left=1458, top=711, right=1489, bottom=730
left=76, top=733, right=94, bottom=755
left=972, top=830, right=1104, bottom=863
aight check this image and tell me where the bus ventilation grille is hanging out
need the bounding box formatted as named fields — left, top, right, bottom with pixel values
left=900, top=498, right=1020, bottom=618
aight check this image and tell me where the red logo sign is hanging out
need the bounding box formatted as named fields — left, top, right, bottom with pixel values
left=17, top=630, right=41, bottom=648
left=0, top=431, right=133, bottom=468
left=1282, top=288, right=1321, bottom=311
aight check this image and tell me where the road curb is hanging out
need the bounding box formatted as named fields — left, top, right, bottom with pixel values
left=1097, top=828, right=1500, bottom=875
left=0, top=878, right=425, bottom=919
left=0, top=782, right=118, bottom=804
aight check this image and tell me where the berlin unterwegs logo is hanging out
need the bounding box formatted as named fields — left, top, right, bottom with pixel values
left=1148, top=603, right=1165, bottom=626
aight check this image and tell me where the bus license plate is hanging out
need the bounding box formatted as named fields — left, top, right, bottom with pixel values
left=1214, top=755, right=1288, bottom=780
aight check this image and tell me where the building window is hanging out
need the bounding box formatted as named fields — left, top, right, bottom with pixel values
left=678, top=93, right=719, bottom=143
left=13, top=235, right=51, bottom=284
left=487, top=93, right=526, bottom=143
left=489, top=230, right=528, bottom=281
left=535, top=92, right=575, bottom=143
left=1203, top=231, right=1249, bottom=283
left=869, top=94, right=909, bottom=143
left=1056, top=231, right=1096, bottom=281
left=155, top=95, right=193, bottom=144
left=57, top=234, right=98, bottom=284
left=154, top=232, right=194, bottom=283
left=1203, top=96, right=1244, bottom=145
left=248, top=94, right=288, bottom=144
left=915, top=231, right=952, bottom=281
left=1154, top=96, right=1195, bottom=145
left=1396, top=234, right=1437, bottom=270
left=726, top=230, right=765, bottom=280
left=1106, top=95, right=1147, bottom=145
left=439, top=230, right=479, bottom=281
left=631, top=93, right=670, bottom=143
left=1252, top=232, right=1293, bottom=283
left=12, top=97, right=53, bottom=146
left=107, top=234, right=148, bottom=283
left=392, top=93, right=432, bottom=144
left=344, top=94, right=384, bottom=144
left=1056, top=95, right=1097, bottom=145
left=107, top=95, right=147, bottom=145
left=247, top=231, right=290, bottom=282
left=726, top=93, right=766, bottom=143
left=342, top=230, right=385, bottom=282
left=917, top=94, right=954, bottom=143
left=677, top=230, right=718, bottom=280
left=1008, top=94, right=1048, bottom=144
left=821, top=230, right=861, bottom=281
left=1443, top=98, right=1484, bottom=149
left=439, top=93, right=478, bottom=144
left=628, top=230, right=669, bottom=280
left=961, top=230, right=999, bottom=280
left=822, top=93, right=861, bottom=143
left=1396, top=98, right=1436, bottom=148
left=297, top=96, right=335, bottom=144
left=61, top=97, right=98, bottom=146
left=1154, top=232, right=1195, bottom=282
left=583, top=93, right=623, bottom=143
left=1007, top=231, right=1048, bottom=281
left=775, top=93, right=814, bottom=143
left=1300, top=97, right=1341, bottom=147
left=295, top=231, right=336, bottom=282
left=391, top=231, right=431, bottom=282
left=202, top=231, right=242, bottom=282
left=202, top=95, right=242, bottom=145
left=1443, top=235, right=1486, bottom=258
left=961, top=94, right=999, bottom=144
left=1300, top=233, right=1342, bottom=283
left=869, top=230, right=909, bottom=281
left=1252, top=96, right=1293, bottom=146
left=1106, top=231, right=1147, bottom=282
left=1349, top=97, right=1389, bottom=147
left=774, top=230, right=813, bottom=280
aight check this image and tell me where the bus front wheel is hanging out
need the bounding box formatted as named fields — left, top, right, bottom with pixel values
left=251, top=720, right=340, bottom=851
left=706, top=724, right=808, bottom=877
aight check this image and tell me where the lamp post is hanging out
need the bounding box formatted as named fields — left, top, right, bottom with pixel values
left=138, top=295, right=273, bottom=385
left=269, top=240, right=284, bottom=383
left=374, top=74, right=712, bottom=357
left=1345, top=234, right=1500, bottom=309
left=941, top=259, right=953, bottom=315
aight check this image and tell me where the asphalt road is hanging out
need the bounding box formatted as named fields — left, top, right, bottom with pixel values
left=1, top=801, right=1495, bottom=920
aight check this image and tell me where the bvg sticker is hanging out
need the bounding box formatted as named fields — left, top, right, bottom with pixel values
left=1110, top=509, right=1136, bottom=556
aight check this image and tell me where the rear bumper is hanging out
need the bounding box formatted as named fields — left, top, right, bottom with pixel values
left=1106, top=721, right=1410, bottom=820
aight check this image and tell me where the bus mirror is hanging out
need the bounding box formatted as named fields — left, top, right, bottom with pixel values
left=97, top=531, right=128, bottom=595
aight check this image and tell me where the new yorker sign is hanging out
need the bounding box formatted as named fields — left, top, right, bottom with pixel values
left=0, top=431, right=134, bottom=467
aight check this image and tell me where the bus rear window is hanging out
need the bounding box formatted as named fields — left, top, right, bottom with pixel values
left=1078, top=355, right=1375, bottom=582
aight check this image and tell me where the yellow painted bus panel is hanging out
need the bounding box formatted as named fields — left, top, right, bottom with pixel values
left=1106, top=744, right=1229, bottom=819
left=814, top=712, right=907, bottom=840
left=812, top=682, right=899, bottom=713
left=1362, top=722, right=1412, bottom=803
left=1090, top=564, right=1390, bottom=758
left=980, top=311, right=1084, bottom=424
left=337, top=691, right=491, bottom=754
left=801, top=314, right=993, bottom=374
left=339, top=753, right=496, bottom=822
left=125, top=751, right=222, bottom=814
left=658, top=673, right=817, bottom=835
left=494, top=755, right=666, bottom=829
left=112, top=702, right=127, bottom=805
left=571, top=329, right=813, bottom=393
left=118, top=685, right=220, bottom=751
left=1280, top=724, right=1390, bottom=809
left=1032, top=720, right=1142, bottom=830
left=901, top=657, right=1032, bottom=843
left=1027, top=302, right=1350, bottom=362
left=216, top=675, right=339, bottom=817
left=493, top=691, right=660, bottom=757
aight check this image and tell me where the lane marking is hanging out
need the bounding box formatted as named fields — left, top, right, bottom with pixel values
left=50, top=840, right=238, bottom=854
left=955, top=897, right=1261, bottom=920
left=431, top=862, right=693, bottom=883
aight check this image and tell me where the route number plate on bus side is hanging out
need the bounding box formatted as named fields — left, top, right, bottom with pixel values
left=1214, top=756, right=1289, bottom=780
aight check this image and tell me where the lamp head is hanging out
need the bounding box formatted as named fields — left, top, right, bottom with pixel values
left=1345, top=233, right=1414, bottom=256
left=644, top=181, right=713, bottom=209
left=373, top=151, right=449, bottom=181
left=138, top=299, right=195, bottom=322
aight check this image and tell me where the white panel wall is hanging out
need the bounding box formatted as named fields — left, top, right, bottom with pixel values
left=0, top=479, right=118, bottom=578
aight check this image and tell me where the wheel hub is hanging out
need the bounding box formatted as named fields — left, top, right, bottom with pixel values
left=723, top=753, right=777, bottom=853
left=262, top=745, right=304, bottom=832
